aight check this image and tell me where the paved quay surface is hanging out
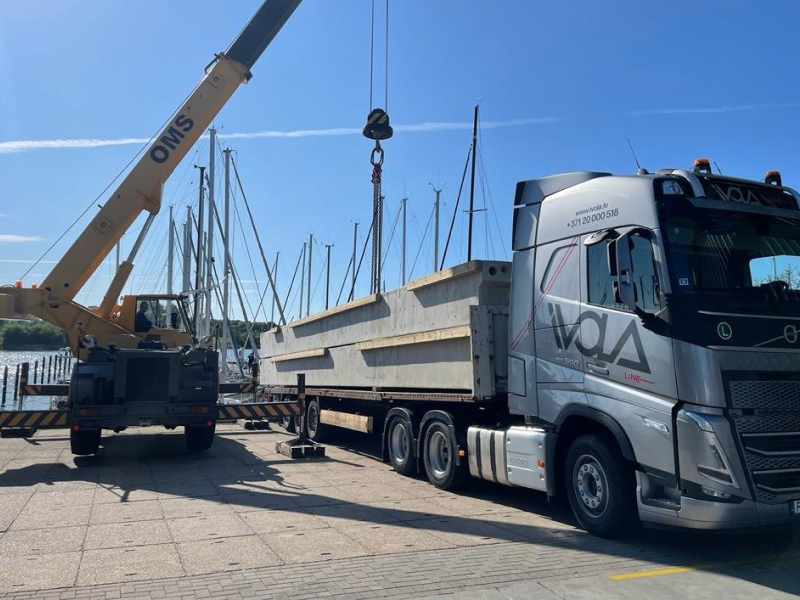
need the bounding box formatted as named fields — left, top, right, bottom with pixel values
left=0, top=424, right=798, bottom=599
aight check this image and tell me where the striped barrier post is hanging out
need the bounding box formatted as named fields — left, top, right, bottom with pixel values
left=1, top=365, right=7, bottom=406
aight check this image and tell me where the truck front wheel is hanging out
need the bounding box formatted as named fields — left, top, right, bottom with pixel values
left=185, top=424, right=215, bottom=452
left=70, top=428, right=101, bottom=456
left=387, top=417, right=415, bottom=476
left=422, top=420, right=467, bottom=489
left=564, top=434, right=636, bottom=538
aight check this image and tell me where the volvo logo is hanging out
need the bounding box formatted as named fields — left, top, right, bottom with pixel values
left=717, top=322, right=733, bottom=341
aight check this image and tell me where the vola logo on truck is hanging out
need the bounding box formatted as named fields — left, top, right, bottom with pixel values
left=548, top=303, right=651, bottom=374
left=149, top=115, right=195, bottom=164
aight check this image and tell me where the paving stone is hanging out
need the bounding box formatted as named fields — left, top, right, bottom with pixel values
left=0, top=551, right=81, bottom=592
left=90, top=500, right=163, bottom=525
left=0, top=492, right=32, bottom=531
left=224, top=490, right=301, bottom=512
left=24, top=489, right=96, bottom=510
left=92, top=487, right=159, bottom=504
left=341, top=522, right=456, bottom=554
left=155, top=480, right=219, bottom=500
left=342, top=483, right=419, bottom=503
left=84, top=521, right=172, bottom=549
left=176, top=535, right=281, bottom=575
left=241, top=508, right=329, bottom=534
left=407, top=517, right=528, bottom=546
left=10, top=504, right=91, bottom=531
left=160, top=497, right=232, bottom=519
left=265, top=528, right=369, bottom=564
left=165, top=514, right=254, bottom=542
left=0, top=526, right=86, bottom=556
left=77, top=544, right=184, bottom=586
left=303, top=502, right=400, bottom=527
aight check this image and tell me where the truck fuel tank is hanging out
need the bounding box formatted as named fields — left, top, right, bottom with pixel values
left=467, top=425, right=548, bottom=492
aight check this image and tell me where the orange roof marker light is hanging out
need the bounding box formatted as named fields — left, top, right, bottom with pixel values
left=693, top=158, right=712, bottom=174
left=13, top=280, right=22, bottom=289
left=765, top=170, right=783, bottom=187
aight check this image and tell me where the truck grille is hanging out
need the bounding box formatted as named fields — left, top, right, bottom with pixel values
left=724, top=373, right=800, bottom=503
left=729, top=379, right=800, bottom=410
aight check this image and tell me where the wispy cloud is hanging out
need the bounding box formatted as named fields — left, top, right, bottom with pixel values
left=629, top=101, right=800, bottom=117
left=0, top=117, right=561, bottom=154
left=1, top=103, right=797, bottom=154
left=0, top=235, right=42, bottom=243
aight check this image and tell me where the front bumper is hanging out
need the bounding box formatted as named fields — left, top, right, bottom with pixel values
left=638, top=494, right=799, bottom=530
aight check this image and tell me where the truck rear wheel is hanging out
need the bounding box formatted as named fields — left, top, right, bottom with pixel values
left=564, top=433, right=636, bottom=538
left=306, top=398, right=328, bottom=442
left=422, top=420, right=466, bottom=489
left=185, top=424, right=215, bottom=452
left=70, top=428, right=101, bottom=455
left=387, top=417, right=415, bottom=476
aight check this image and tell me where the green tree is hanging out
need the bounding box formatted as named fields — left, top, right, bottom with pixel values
left=0, top=320, right=69, bottom=350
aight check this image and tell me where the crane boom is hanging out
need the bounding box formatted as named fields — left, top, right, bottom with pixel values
left=41, top=0, right=302, bottom=301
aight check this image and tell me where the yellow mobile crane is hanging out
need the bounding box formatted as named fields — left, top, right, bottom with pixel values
left=0, top=0, right=302, bottom=455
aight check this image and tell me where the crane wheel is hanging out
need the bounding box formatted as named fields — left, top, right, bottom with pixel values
left=185, top=423, right=215, bottom=452
left=70, top=429, right=101, bottom=456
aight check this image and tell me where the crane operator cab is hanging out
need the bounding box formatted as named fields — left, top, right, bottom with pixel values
left=114, top=294, right=193, bottom=349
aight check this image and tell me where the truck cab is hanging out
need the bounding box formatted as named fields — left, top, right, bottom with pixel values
left=111, top=294, right=194, bottom=348
left=509, top=162, right=800, bottom=533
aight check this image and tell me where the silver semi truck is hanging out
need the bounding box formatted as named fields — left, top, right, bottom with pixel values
left=261, top=160, right=800, bottom=537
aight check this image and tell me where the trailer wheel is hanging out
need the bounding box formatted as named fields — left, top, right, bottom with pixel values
left=185, top=424, right=215, bottom=452
left=387, top=417, right=415, bottom=476
left=306, top=398, right=328, bottom=442
left=70, top=428, right=101, bottom=456
left=564, top=433, right=636, bottom=538
left=281, top=415, right=300, bottom=433
left=422, top=420, right=466, bottom=489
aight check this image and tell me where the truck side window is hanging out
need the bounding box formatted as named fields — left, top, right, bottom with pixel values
left=630, top=234, right=662, bottom=314
left=587, top=240, right=626, bottom=311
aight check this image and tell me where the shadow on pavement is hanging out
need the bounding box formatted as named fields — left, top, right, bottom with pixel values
left=1, top=427, right=798, bottom=596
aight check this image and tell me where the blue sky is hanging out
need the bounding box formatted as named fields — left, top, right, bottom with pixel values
left=2, top=0, right=800, bottom=321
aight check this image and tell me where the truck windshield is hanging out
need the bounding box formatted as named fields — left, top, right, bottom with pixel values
left=663, top=211, right=800, bottom=306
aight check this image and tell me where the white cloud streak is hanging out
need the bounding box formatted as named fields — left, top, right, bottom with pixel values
left=0, top=103, right=797, bottom=155
left=0, top=235, right=43, bottom=243
left=629, top=102, right=800, bottom=117
left=0, top=117, right=561, bottom=154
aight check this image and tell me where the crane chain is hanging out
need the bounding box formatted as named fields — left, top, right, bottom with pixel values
left=370, top=147, right=383, bottom=294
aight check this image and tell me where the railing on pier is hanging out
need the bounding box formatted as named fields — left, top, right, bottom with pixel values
left=1, top=351, right=74, bottom=409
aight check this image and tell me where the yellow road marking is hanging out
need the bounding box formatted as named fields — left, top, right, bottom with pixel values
left=610, top=552, right=800, bottom=581
left=611, top=566, right=702, bottom=580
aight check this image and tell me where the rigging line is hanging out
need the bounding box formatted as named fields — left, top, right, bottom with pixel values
left=281, top=246, right=305, bottom=321
left=349, top=212, right=376, bottom=302
left=309, top=250, right=327, bottom=311
left=385, top=0, right=389, bottom=111
left=380, top=202, right=403, bottom=272
left=19, top=87, right=197, bottom=282
left=335, top=254, right=355, bottom=306
left=369, top=0, right=375, bottom=111
left=230, top=156, right=286, bottom=325
left=440, top=146, right=472, bottom=270
left=477, top=129, right=508, bottom=259
left=409, top=204, right=434, bottom=280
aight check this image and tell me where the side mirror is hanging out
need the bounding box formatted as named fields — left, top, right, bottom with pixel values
left=613, top=233, right=637, bottom=310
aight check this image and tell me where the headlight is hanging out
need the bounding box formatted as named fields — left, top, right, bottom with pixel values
left=683, top=411, right=740, bottom=490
